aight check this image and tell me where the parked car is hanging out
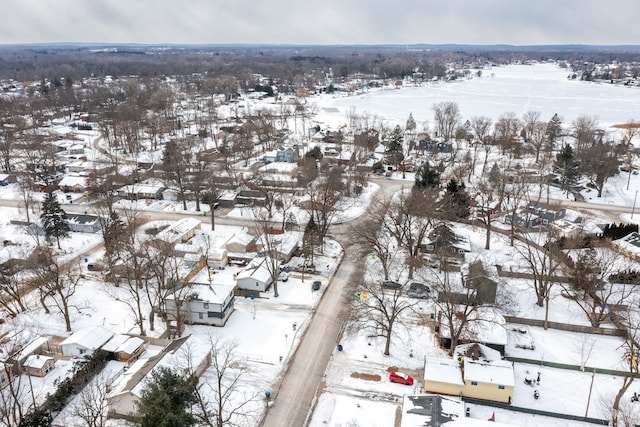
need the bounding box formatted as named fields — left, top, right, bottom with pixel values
left=302, top=264, right=316, bottom=273
left=278, top=271, right=290, bottom=282
left=407, top=282, right=430, bottom=299
left=312, top=280, right=321, bottom=291
left=382, top=280, right=402, bottom=290
left=389, top=370, right=414, bottom=385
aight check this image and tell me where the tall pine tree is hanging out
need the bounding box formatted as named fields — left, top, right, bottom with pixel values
left=136, top=367, right=197, bottom=427
left=414, top=162, right=440, bottom=189
left=554, top=143, right=580, bottom=193
left=40, top=192, right=69, bottom=249
left=385, top=125, right=404, bottom=167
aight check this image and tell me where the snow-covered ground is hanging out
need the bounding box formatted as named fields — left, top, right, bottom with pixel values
left=2, top=62, right=640, bottom=426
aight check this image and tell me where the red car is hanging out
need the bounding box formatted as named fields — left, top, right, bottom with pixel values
left=389, top=370, right=414, bottom=385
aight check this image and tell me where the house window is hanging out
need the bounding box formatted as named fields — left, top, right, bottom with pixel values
left=498, top=385, right=505, bottom=390
left=471, top=381, right=478, bottom=386
left=203, top=303, right=209, bottom=309
left=79, top=349, right=86, bottom=355
left=198, top=313, right=203, bottom=320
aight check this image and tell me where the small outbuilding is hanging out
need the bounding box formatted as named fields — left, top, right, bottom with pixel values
left=23, top=355, right=55, bottom=377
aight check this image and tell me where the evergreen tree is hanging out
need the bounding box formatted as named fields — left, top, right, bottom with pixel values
left=136, top=367, right=197, bottom=427
left=405, top=113, right=416, bottom=132
left=440, top=178, right=471, bottom=219
left=103, top=211, right=126, bottom=262
left=544, top=113, right=562, bottom=154
left=414, top=162, right=440, bottom=189
left=554, top=143, right=580, bottom=193
left=385, top=125, right=404, bottom=166
left=40, top=192, right=70, bottom=249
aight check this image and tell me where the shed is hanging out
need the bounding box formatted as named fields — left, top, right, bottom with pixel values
left=60, top=325, right=114, bottom=357
left=23, top=355, right=55, bottom=377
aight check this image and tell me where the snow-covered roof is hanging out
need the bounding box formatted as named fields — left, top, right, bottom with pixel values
left=256, top=231, right=300, bottom=255
left=60, top=325, right=114, bottom=351
left=423, top=357, right=464, bottom=385
left=23, top=354, right=54, bottom=369
left=58, top=175, right=87, bottom=187
left=16, top=337, right=49, bottom=361
left=463, top=358, right=515, bottom=387
left=615, top=232, right=640, bottom=254
left=235, top=256, right=277, bottom=284
left=155, top=217, right=201, bottom=245
left=101, top=334, right=130, bottom=353
left=166, top=283, right=235, bottom=304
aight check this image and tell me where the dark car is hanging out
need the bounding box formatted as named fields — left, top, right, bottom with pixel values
left=312, top=280, right=321, bottom=291
left=389, top=370, right=414, bottom=385
left=382, top=280, right=402, bottom=290
left=407, top=282, right=430, bottom=299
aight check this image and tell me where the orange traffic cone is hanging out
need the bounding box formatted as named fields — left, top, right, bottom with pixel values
left=489, top=411, right=495, bottom=422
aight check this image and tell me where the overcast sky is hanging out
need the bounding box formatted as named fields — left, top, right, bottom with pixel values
left=1, top=0, right=638, bottom=46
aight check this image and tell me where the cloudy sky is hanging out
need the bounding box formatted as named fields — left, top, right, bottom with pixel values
left=1, top=0, right=638, bottom=46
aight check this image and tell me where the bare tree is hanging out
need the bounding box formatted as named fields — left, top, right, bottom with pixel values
left=252, top=209, right=282, bottom=298
left=564, top=246, right=634, bottom=328
left=193, top=337, right=261, bottom=427
left=348, top=197, right=399, bottom=281
left=0, top=326, right=38, bottom=426
left=432, top=102, right=460, bottom=141
left=383, top=189, right=437, bottom=280
left=513, top=232, right=562, bottom=329
left=29, top=248, right=80, bottom=332
left=350, top=277, right=421, bottom=356
left=70, top=370, right=115, bottom=427
left=425, top=263, right=512, bottom=355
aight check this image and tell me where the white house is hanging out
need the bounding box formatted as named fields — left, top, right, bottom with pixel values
left=60, top=325, right=114, bottom=357
left=164, top=283, right=235, bottom=327
left=152, top=217, right=201, bottom=248
left=256, top=231, right=300, bottom=263
left=235, top=256, right=278, bottom=292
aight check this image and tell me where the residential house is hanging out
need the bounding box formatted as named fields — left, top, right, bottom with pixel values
left=65, top=213, right=101, bottom=233
left=164, top=282, right=235, bottom=327
left=117, top=182, right=165, bottom=200
left=399, top=394, right=477, bottom=427
left=225, top=230, right=257, bottom=254
left=107, top=335, right=211, bottom=420
left=462, top=276, right=498, bottom=305
left=0, top=173, right=17, bottom=186
left=102, top=335, right=146, bottom=362
left=23, top=355, right=55, bottom=377
left=614, top=232, right=640, bottom=262
left=58, top=174, right=88, bottom=193
left=235, top=256, right=278, bottom=293
left=423, top=357, right=465, bottom=397
left=256, top=231, right=300, bottom=263
left=526, top=201, right=566, bottom=224
left=236, top=190, right=267, bottom=207
left=276, top=147, right=299, bottom=163
left=262, top=150, right=278, bottom=164
left=423, top=344, right=515, bottom=405
left=455, top=344, right=515, bottom=404
left=151, top=217, right=201, bottom=248
left=60, top=325, right=114, bottom=357
left=421, top=229, right=471, bottom=257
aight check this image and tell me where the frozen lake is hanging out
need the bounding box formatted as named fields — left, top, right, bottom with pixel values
left=312, top=62, right=640, bottom=130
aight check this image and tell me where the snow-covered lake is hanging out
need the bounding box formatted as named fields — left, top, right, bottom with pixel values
left=313, top=63, right=640, bottom=130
